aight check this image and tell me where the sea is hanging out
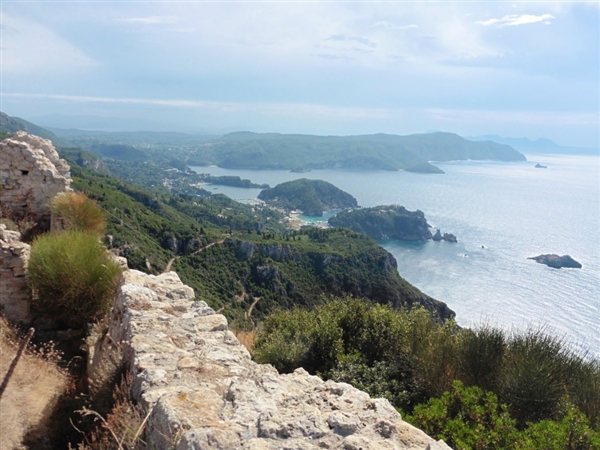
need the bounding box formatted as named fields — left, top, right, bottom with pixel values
left=191, top=153, right=600, bottom=358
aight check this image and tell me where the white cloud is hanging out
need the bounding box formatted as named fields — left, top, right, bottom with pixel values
left=118, top=15, right=178, bottom=25
left=0, top=13, right=100, bottom=75
left=2, top=93, right=393, bottom=120
left=476, top=14, right=555, bottom=28
left=372, top=21, right=418, bottom=30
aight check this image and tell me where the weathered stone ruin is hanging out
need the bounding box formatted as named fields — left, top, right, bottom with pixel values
left=0, top=131, right=72, bottom=229
left=89, top=270, right=451, bottom=450
left=0, top=225, right=31, bottom=324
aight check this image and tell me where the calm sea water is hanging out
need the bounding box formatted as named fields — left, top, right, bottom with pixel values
left=192, top=153, right=600, bottom=357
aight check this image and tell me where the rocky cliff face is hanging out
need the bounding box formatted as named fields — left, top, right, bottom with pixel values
left=89, top=269, right=451, bottom=450
left=0, top=131, right=72, bottom=229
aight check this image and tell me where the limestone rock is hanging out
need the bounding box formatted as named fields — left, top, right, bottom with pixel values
left=90, top=269, right=452, bottom=450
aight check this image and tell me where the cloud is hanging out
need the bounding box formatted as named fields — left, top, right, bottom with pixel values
left=118, top=16, right=178, bottom=25
left=372, top=21, right=418, bottom=30
left=476, top=14, right=555, bottom=28
left=2, top=93, right=392, bottom=120
left=0, top=13, right=100, bottom=75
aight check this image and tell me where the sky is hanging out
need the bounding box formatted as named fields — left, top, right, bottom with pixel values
left=1, top=1, right=598, bottom=148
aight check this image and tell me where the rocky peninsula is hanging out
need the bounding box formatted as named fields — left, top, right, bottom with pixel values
left=329, top=205, right=458, bottom=244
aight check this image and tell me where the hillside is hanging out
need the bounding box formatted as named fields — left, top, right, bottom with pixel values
left=0, top=112, right=69, bottom=147
left=190, top=131, right=526, bottom=171
left=329, top=205, right=433, bottom=241
left=258, top=178, right=358, bottom=216
left=64, top=163, right=452, bottom=322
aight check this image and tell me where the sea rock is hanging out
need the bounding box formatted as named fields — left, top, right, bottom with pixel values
left=432, top=229, right=442, bottom=241
left=442, top=233, right=457, bottom=243
left=528, top=254, right=582, bottom=269
left=534, top=163, right=547, bottom=169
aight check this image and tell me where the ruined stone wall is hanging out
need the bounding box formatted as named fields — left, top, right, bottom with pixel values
left=0, top=225, right=31, bottom=324
left=0, top=131, right=71, bottom=228
left=90, top=269, right=452, bottom=450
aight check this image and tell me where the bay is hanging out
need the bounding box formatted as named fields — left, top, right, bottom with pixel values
left=191, top=153, right=600, bottom=357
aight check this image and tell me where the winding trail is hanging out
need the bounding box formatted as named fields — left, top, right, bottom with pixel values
left=162, top=239, right=225, bottom=274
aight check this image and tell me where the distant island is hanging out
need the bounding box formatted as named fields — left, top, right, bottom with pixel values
left=257, top=179, right=358, bottom=216
left=529, top=254, right=582, bottom=269
left=534, top=163, right=547, bottom=169
left=192, top=131, right=526, bottom=172
left=328, top=205, right=456, bottom=243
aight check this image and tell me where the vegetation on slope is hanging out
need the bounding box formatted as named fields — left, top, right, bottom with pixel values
left=258, top=178, right=358, bottom=216
left=175, top=227, right=452, bottom=322
left=329, top=205, right=433, bottom=241
left=253, top=297, right=600, bottom=448
left=188, top=131, right=526, bottom=171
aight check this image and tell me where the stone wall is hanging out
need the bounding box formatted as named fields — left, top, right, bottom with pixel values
left=0, top=131, right=71, bottom=228
left=90, top=269, right=452, bottom=450
left=0, top=225, right=31, bottom=324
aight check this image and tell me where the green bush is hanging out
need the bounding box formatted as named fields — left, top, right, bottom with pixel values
left=514, top=401, right=600, bottom=450
left=28, top=231, right=122, bottom=327
left=458, top=325, right=506, bottom=392
left=406, top=380, right=518, bottom=450
left=501, top=330, right=570, bottom=427
left=406, top=381, right=600, bottom=450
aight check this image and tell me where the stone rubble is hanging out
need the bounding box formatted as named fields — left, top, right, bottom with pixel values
left=91, top=269, right=452, bottom=450
left=0, top=225, right=31, bottom=324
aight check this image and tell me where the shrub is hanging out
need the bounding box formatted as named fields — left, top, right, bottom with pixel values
left=28, top=230, right=122, bottom=327
left=406, top=380, right=518, bottom=450
left=51, top=192, right=106, bottom=235
left=458, top=325, right=506, bottom=392
left=514, top=401, right=600, bottom=450
left=501, top=330, right=569, bottom=427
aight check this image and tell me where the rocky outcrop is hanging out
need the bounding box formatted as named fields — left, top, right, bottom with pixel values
left=0, top=131, right=72, bottom=229
left=428, top=230, right=459, bottom=244
left=89, top=269, right=451, bottom=450
left=0, top=225, right=31, bottom=324
left=528, top=254, right=582, bottom=269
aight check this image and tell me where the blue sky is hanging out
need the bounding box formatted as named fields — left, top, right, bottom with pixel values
left=1, top=1, right=598, bottom=147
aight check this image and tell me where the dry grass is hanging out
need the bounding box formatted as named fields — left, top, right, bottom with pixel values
left=0, top=318, right=68, bottom=450
left=234, top=330, right=256, bottom=352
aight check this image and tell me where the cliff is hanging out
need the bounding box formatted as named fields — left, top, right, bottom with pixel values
left=329, top=205, right=433, bottom=241
left=89, top=269, right=451, bottom=450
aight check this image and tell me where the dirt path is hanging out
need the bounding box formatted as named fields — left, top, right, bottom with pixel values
left=162, top=239, right=224, bottom=274
left=247, top=296, right=261, bottom=318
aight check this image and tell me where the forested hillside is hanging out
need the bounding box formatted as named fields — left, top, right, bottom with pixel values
left=65, top=162, right=452, bottom=323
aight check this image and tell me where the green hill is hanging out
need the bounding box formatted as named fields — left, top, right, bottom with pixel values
left=188, top=131, right=526, bottom=171
left=329, top=205, right=433, bottom=241
left=258, top=179, right=358, bottom=216
left=0, top=112, right=70, bottom=147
